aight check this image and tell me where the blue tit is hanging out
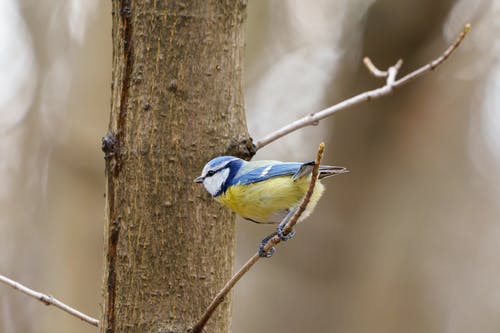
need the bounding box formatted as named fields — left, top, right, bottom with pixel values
left=194, top=156, right=347, bottom=256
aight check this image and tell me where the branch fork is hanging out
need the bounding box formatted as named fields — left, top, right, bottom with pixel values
left=254, top=24, right=471, bottom=150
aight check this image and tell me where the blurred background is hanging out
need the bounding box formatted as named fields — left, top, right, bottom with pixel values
left=0, top=0, right=499, bottom=332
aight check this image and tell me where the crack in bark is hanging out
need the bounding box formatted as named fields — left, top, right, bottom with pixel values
left=104, top=1, right=134, bottom=332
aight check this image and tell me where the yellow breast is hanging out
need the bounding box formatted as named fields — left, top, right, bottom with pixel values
left=216, top=175, right=324, bottom=224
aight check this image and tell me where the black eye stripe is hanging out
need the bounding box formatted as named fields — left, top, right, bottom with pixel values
left=205, top=164, right=231, bottom=177
left=205, top=161, right=235, bottom=178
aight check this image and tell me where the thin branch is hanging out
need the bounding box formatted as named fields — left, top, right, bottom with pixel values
left=191, top=143, right=325, bottom=333
left=277, top=142, right=324, bottom=237
left=394, top=23, right=470, bottom=86
left=387, top=59, right=403, bottom=86
left=0, top=273, right=99, bottom=327
left=254, top=24, right=471, bottom=150
left=363, top=57, right=388, bottom=77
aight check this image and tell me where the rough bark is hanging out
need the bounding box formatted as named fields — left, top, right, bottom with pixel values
left=101, top=1, right=251, bottom=332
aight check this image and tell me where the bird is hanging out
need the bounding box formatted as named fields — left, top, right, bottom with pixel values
left=194, top=156, right=348, bottom=257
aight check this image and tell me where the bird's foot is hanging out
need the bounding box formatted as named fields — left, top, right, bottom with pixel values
left=275, top=208, right=297, bottom=241
left=277, top=225, right=296, bottom=241
left=258, top=232, right=277, bottom=258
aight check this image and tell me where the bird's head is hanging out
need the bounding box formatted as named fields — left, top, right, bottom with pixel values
left=194, top=156, right=243, bottom=197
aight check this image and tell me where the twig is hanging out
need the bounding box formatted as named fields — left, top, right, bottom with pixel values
left=363, top=57, right=389, bottom=77
left=0, top=273, right=99, bottom=327
left=191, top=143, right=325, bottom=333
left=254, top=24, right=471, bottom=150
left=277, top=143, right=324, bottom=237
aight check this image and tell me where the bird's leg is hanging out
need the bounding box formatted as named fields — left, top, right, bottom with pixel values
left=276, top=209, right=296, bottom=241
left=259, top=209, right=298, bottom=257
left=258, top=232, right=277, bottom=258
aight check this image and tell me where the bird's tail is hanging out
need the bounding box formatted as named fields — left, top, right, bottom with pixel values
left=318, top=165, right=349, bottom=179
left=293, top=161, right=348, bottom=180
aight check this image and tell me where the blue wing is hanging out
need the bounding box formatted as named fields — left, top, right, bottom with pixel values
left=230, top=162, right=304, bottom=186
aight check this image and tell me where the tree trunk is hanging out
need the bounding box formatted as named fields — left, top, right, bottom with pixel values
left=101, top=1, right=251, bottom=332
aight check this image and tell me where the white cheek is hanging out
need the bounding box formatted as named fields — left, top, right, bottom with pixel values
left=203, top=168, right=230, bottom=196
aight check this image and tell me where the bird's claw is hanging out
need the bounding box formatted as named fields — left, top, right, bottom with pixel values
left=258, top=232, right=277, bottom=258
left=258, top=246, right=276, bottom=258
left=277, top=225, right=296, bottom=241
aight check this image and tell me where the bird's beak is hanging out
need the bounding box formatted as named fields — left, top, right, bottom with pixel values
left=194, top=176, right=204, bottom=183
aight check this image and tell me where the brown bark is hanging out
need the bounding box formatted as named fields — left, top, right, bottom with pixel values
left=101, top=1, right=251, bottom=332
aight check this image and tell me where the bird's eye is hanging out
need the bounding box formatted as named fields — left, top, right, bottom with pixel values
left=206, top=170, right=216, bottom=177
